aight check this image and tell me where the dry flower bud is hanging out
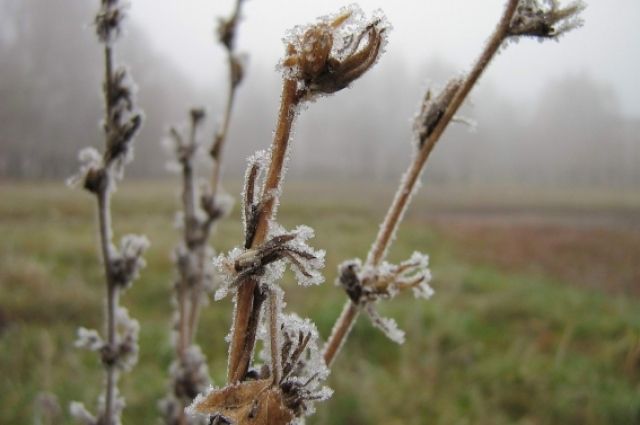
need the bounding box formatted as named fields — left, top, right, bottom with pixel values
left=414, top=78, right=463, bottom=148
left=280, top=5, right=389, bottom=100
left=509, top=0, right=586, bottom=39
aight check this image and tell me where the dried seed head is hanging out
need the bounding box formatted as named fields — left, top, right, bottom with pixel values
left=508, top=0, right=586, bottom=39
left=337, top=252, right=433, bottom=344
left=280, top=5, right=390, bottom=100
left=95, top=0, right=126, bottom=44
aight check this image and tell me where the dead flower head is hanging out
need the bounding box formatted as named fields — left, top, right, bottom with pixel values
left=280, top=5, right=389, bottom=100
left=508, top=0, right=586, bottom=39
left=338, top=252, right=433, bottom=344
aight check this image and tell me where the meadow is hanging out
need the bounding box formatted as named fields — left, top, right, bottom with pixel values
left=1, top=181, right=639, bottom=424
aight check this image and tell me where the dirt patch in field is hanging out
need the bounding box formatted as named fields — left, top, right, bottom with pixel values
left=425, top=209, right=640, bottom=295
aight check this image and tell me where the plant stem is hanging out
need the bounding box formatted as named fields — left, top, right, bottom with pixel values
left=322, top=301, right=358, bottom=368
left=323, top=0, right=519, bottom=368
left=98, top=187, right=118, bottom=424
left=227, top=77, right=299, bottom=383
left=268, top=288, right=282, bottom=385
left=210, top=0, right=244, bottom=200
left=99, top=38, right=119, bottom=425
left=210, top=71, right=238, bottom=199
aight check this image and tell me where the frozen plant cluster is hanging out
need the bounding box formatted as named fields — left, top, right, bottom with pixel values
left=70, top=392, right=125, bottom=425
left=67, top=1, right=147, bottom=424
left=71, top=309, right=138, bottom=425
left=337, top=252, right=433, bottom=344
left=162, top=108, right=236, bottom=424
left=159, top=345, right=212, bottom=425
left=74, top=306, right=140, bottom=372
left=213, top=149, right=325, bottom=302
left=109, top=234, right=150, bottom=289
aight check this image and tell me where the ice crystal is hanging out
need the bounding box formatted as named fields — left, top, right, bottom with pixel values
left=268, top=224, right=326, bottom=287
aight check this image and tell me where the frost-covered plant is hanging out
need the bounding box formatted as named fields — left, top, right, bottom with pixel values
left=67, top=1, right=148, bottom=424
left=188, top=5, right=388, bottom=424
left=185, top=1, right=584, bottom=423
left=323, top=0, right=586, bottom=367
left=161, top=2, right=247, bottom=424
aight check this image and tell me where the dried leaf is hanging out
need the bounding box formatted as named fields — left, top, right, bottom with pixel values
left=191, top=380, right=293, bottom=425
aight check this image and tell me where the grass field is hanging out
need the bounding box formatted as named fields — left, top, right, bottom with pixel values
left=1, top=181, right=639, bottom=424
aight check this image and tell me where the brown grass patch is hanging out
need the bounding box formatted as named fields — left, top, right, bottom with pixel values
left=425, top=209, right=640, bottom=295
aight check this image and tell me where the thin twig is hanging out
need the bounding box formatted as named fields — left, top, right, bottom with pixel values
left=323, top=0, right=520, bottom=367
left=98, top=187, right=118, bottom=424
left=210, top=0, right=245, bottom=200
left=100, top=40, right=118, bottom=424
left=269, top=288, right=282, bottom=385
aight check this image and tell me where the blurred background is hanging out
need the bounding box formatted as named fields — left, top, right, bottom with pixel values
left=1, top=0, right=638, bottom=424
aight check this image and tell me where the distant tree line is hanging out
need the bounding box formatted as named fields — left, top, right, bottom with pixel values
left=1, top=0, right=638, bottom=188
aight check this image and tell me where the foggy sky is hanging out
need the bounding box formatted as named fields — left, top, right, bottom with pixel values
left=128, top=0, right=640, bottom=118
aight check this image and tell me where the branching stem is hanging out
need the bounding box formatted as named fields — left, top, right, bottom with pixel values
left=323, top=0, right=520, bottom=368
left=227, top=77, right=299, bottom=383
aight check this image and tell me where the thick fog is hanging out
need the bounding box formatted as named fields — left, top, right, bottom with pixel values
left=1, top=0, right=638, bottom=188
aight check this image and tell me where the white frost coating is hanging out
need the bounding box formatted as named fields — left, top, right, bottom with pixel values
left=75, top=327, right=103, bottom=351
left=269, top=313, right=333, bottom=417
left=509, top=0, right=586, bottom=40
left=279, top=3, right=390, bottom=100
left=66, top=147, right=103, bottom=188
left=114, top=306, right=140, bottom=372
left=185, top=385, right=217, bottom=419
left=242, top=149, right=269, bottom=232
left=212, top=247, right=243, bottom=300
left=69, top=401, right=96, bottom=425
left=268, top=224, right=326, bottom=287
left=364, top=303, right=406, bottom=344
left=338, top=251, right=432, bottom=343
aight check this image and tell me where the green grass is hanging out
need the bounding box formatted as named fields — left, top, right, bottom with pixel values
left=0, top=181, right=639, bottom=424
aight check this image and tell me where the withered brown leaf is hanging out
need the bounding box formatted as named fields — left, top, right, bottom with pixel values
left=192, top=379, right=294, bottom=425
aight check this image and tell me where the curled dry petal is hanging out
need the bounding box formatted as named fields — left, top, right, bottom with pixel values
left=188, top=380, right=293, bottom=425
left=280, top=5, right=390, bottom=100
